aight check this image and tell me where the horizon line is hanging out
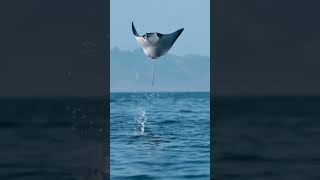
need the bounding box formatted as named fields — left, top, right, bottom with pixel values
left=110, top=90, right=210, bottom=93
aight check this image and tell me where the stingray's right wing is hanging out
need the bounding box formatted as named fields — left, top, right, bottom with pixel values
left=132, top=22, right=147, bottom=48
left=157, top=28, right=184, bottom=56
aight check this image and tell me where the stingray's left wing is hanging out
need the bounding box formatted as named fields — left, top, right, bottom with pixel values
left=132, top=22, right=140, bottom=37
left=132, top=22, right=147, bottom=48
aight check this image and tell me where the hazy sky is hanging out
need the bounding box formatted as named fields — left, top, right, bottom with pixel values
left=111, top=0, right=210, bottom=56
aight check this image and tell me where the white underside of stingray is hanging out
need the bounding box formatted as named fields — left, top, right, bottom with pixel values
left=132, top=22, right=184, bottom=59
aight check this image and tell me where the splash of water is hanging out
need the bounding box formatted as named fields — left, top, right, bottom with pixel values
left=132, top=61, right=158, bottom=135
left=135, top=109, right=147, bottom=135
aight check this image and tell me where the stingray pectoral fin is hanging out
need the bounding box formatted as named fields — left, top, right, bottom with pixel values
left=135, top=36, right=147, bottom=48
left=158, top=28, right=184, bottom=56
left=132, top=22, right=147, bottom=48
left=132, top=22, right=140, bottom=37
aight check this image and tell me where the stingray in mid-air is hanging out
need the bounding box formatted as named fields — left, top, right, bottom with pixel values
left=132, top=22, right=184, bottom=86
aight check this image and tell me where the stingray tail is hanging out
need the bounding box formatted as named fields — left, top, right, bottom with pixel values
left=152, top=60, right=156, bottom=87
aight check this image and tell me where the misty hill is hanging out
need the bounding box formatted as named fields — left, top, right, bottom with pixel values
left=111, top=47, right=210, bottom=92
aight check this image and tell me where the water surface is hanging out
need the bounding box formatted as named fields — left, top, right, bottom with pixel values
left=111, top=92, right=210, bottom=179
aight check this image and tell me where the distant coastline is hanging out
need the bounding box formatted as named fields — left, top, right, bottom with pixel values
left=111, top=47, right=210, bottom=92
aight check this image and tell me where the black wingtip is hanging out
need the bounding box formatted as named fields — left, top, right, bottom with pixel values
left=176, top=28, right=184, bottom=36
left=132, top=21, right=139, bottom=37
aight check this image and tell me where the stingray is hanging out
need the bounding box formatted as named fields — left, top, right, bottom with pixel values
left=132, top=22, right=184, bottom=86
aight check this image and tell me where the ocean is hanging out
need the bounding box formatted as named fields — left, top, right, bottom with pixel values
left=0, top=98, right=106, bottom=180
left=2, top=95, right=319, bottom=179
left=215, top=96, right=320, bottom=179
left=110, top=92, right=210, bottom=179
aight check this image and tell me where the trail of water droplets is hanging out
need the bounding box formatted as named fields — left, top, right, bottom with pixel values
left=129, top=60, right=159, bottom=135
left=130, top=92, right=158, bottom=135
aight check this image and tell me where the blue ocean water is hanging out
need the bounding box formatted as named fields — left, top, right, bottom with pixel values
left=110, top=92, right=210, bottom=179
left=0, top=98, right=106, bottom=180
left=215, top=96, right=320, bottom=180
left=3, top=96, right=320, bottom=179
